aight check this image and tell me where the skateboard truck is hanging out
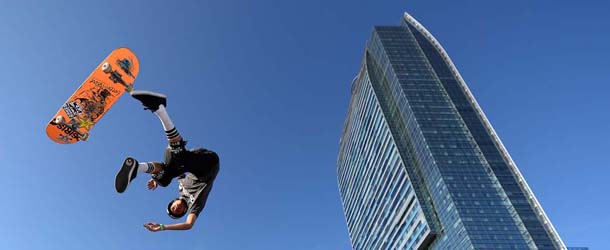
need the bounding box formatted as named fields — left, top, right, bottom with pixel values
left=102, top=62, right=133, bottom=93
left=54, top=115, right=89, bottom=141
left=117, top=59, right=135, bottom=78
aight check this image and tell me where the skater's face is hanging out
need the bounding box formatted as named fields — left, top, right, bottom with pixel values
left=170, top=199, right=187, bottom=215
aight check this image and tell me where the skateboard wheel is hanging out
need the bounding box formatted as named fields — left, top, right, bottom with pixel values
left=54, top=115, right=65, bottom=124
left=102, top=62, right=112, bottom=73
left=126, top=158, right=133, bottom=165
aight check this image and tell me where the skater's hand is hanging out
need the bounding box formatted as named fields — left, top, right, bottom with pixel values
left=147, top=179, right=158, bottom=190
left=144, top=222, right=162, bottom=232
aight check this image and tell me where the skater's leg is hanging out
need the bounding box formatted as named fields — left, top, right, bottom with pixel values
left=115, top=157, right=139, bottom=193
left=130, top=90, right=183, bottom=143
left=153, top=105, right=183, bottom=143
left=116, top=158, right=166, bottom=193
left=137, top=161, right=165, bottom=175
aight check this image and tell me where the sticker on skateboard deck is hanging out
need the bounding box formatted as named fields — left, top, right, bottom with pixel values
left=46, top=48, right=139, bottom=144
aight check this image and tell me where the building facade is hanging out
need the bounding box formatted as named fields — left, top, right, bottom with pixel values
left=337, top=12, right=566, bottom=250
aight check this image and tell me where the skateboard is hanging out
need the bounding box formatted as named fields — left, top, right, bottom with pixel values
left=46, top=48, right=139, bottom=144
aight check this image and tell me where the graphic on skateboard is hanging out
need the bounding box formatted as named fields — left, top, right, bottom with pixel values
left=46, top=47, right=139, bottom=144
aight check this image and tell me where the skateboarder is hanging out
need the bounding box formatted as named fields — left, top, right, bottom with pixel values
left=115, top=90, right=220, bottom=232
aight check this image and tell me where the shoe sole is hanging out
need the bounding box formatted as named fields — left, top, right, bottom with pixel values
left=130, top=90, right=167, bottom=111
left=130, top=90, right=167, bottom=99
left=115, top=157, right=136, bottom=193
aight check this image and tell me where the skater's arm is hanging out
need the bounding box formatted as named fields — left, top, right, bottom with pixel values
left=144, top=214, right=198, bottom=232
left=165, top=214, right=198, bottom=230
left=147, top=179, right=158, bottom=190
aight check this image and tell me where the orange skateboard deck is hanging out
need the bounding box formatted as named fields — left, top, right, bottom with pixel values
left=46, top=48, right=139, bottom=144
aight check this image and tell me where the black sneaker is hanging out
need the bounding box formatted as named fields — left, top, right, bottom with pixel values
left=131, top=90, right=167, bottom=112
left=115, top=157, right=139, bottom=193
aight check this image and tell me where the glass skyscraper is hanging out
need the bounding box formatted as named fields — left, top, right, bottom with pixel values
left=337, top=12, right=566, bottom=250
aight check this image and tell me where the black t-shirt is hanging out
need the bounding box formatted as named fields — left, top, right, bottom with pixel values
left=177, top=173, right=209, bottom=216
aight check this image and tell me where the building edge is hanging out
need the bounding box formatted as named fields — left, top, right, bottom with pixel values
left=401, top=11, right=566, bottom=250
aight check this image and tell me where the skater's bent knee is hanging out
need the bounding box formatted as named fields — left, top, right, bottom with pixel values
left=151, top=162, right=165, bottom=174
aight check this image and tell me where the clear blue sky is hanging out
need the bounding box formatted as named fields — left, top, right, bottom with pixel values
left=0, top=0, right=608, bottom=249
